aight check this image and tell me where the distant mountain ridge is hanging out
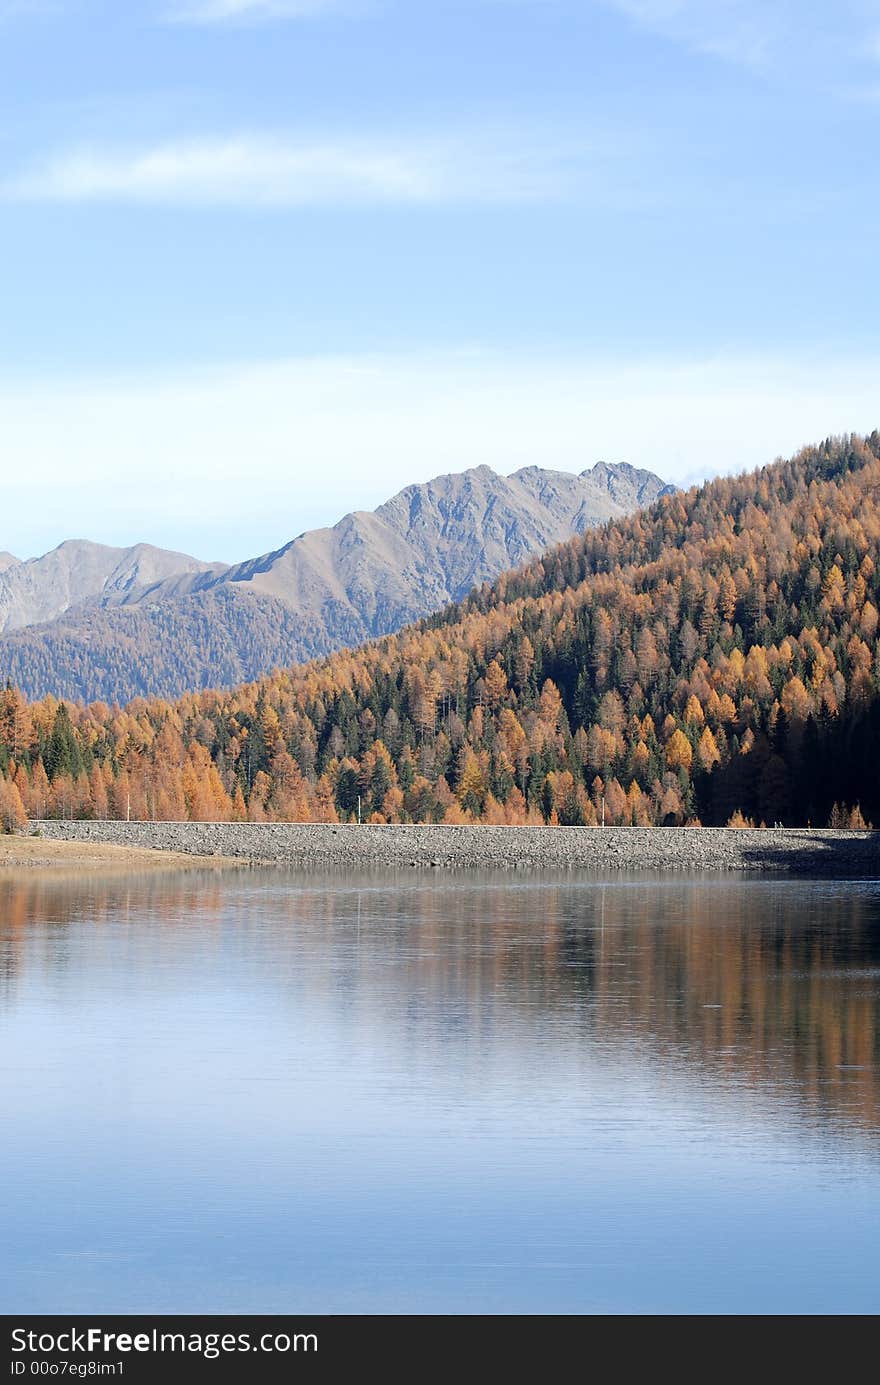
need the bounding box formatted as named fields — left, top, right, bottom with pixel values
left=0, top=461, right=672, bottom=703
left=0, top=541, right=225, bottom=635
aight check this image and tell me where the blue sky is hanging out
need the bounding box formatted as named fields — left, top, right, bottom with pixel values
left=1, top=0, right=879, bottom=559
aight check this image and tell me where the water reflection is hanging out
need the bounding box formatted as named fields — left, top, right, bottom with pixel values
left=3, top=872, right=880, bottom=1134
left=1, top=869, right=879, bottom=1312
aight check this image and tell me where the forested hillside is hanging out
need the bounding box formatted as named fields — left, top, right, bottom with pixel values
left=1, top=433, right=879, bottom=830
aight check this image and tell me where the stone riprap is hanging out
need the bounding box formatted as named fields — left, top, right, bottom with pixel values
left=28, top=822, right=880, bottom=876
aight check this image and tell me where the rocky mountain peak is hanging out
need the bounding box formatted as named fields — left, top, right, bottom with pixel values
left=0, top=460, right=671, bottom=702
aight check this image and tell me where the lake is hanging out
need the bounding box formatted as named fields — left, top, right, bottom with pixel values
left=1, top=868, right=879, bottom=1314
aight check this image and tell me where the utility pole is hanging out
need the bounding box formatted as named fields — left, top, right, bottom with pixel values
left=357, top=795, right=362, bottom=825
left=601, top=794, right=605, bottom=828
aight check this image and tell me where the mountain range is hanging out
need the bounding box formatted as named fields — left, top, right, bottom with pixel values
left=0, top=461, right=671, bottom=704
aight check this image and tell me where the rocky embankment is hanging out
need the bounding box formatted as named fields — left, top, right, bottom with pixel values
left=29, top=822, right=880, bottom=875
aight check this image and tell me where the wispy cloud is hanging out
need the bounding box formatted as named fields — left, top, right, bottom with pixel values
left=599, top=1, right=880, bottom=75
left=601, top=0, right=789, bottom=70
left=166, top=0, right=359, bottom=22
left=2, top=349, right=878, bottom=559
left=1, top=132, right=595, bottom=206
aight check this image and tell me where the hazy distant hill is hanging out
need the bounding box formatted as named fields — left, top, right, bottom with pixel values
left=0, top=461, right=671, bottom=702
left=0, top=541, right=225, bottom=635
left=0, top=589, right=318, bottom=707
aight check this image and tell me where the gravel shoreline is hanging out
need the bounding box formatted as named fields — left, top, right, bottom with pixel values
left=28, top=821, right=880, bottom=876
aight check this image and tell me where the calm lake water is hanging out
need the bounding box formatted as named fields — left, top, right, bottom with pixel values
left=1, top=868, right=879, bottom=1315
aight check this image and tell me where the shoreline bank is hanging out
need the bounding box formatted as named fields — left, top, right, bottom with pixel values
left=25, top=821, right=880, bottom=876
left=0, top=833, right=238, bottom=875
